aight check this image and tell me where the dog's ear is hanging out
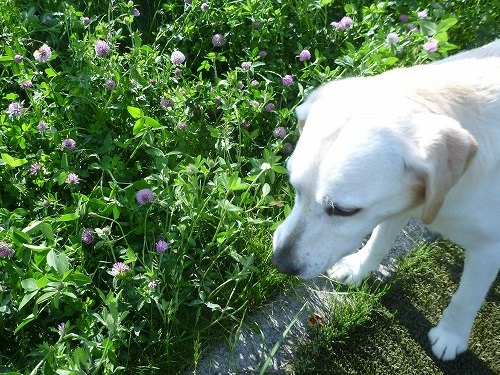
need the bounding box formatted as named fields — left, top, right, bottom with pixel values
left=408, top=114, right=478, bottom=224
left=295, top=102, right=310, bottom=133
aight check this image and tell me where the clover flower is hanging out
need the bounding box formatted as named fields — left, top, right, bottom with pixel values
left=417, top=10, right=428, bottom=19
left=251, top=79, right=259, bottom=87
left=265, top=103, right=275, bottom=112
left=282, top=74, right=294, bottom=86
left=29, top=162, right=42, bottom=176
left=424, top=39, right=438, bottom=53
left=148, top=280, right=158, bottom=289
left=82, top=228, right=95, bottom=245
left=399, top=14, right=409, bottom=22
left=14, top=54, right=23, bottom=63
left=20, top=80, right=32, bottom=89
left=62, top=138, right=76, bottom=151
left=94, top=40, right=110, bottom=57
left=103, top=79, right=115, bottom=90
left=201, top=3, right=209, bottom=11
left=241, top=61, right=251, bottom=71
left=7, top=102, right=25, bottom=117
left=331, top=16, right=353, bottom=30
left=212, top=34, right=226, bottom=47
left=299, top=49, right=311, bottom=61
left=178, top=122, right=188, bottom=130
left=110, top=262, right=131, bottom=276
left=258, top=50, right=267, bottom=58
left=170, top=50, right=186, bottom=64
left=57, top=322, right=66, bottom=335
left=160, top=97, right=173, bottom=109
left=37, top=120, right=48, bottom=132
left=136, top=188, right=154, bottom=205
left=155, top=239, right=168, bottom=253
left=83, top=16, right=90, bottom=25
left=260, top=162, right=271, bottom=171
left=65, top=173, right=80, bottom=185
left=386, top=32, right=399, bottom=45
left=273, top=126, right=287, bottom=139
left=133, top=8, right=140, bottom=17
left=33, top=44, right=52, bottom=62
left=0, top=242, right=14, bottom=259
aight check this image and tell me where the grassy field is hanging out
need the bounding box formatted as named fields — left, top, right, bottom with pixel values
left=0, top=0, right=499, bottom=373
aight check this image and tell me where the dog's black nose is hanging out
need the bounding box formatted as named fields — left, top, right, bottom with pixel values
left=272, top=251, right=301, bottom=276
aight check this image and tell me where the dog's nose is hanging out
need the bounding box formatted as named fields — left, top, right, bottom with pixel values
left=272, top=251, right=301, bottom=276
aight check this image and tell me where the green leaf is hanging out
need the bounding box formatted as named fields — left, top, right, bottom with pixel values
left=47, top=249, right=70, bottom=276
left=57, top=212, right=78, bottom=222
left=14, top=313, right=36, bottom=333
left=133, top=118, right=146, bottom=135
left=36, top=291, right=57, bottom=304
left=21, top=278, right=38, bottom=292
left=262, top=183, right=271, bottom=197
left=127, top=106, right=143, bottom=119
left=12, top=228, right=31, bottom=246
left=144, top=116, right=160, bottom=128
left=420, top=20, right=437, bottom=36
left=437, top=18, right=458, bottom=33
left=57, top=171, right=68, bottom=185
left=272, top=165, right=288, bottom=174
left=1, top=153, right=27, bottom=168
left=41, top=222, right=55, bottom=242
left=65, top=272, right=92, bottom=286
left=22, top=220, right=43, bottom=234
left=45, top=67, right=57, bottom=77
left=18, top=291, right=37, bottom=311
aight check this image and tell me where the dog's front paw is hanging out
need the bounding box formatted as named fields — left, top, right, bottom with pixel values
left=428, top=325, right=468, bottom=361
left=327, top=254, right=370, bottom=286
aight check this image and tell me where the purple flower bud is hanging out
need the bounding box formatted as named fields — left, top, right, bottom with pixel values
left=94, top=40, right=110, bottom=57
left=171, top=50, right=186, bottom=64
left=273, top=126, right=287, bottom=139
left=282, top=74, right=294, bottom=86
left=62, top=138, right=76, bottom=151
left=299, top=49, right=311, bottom=61
left=212, top=34, right=226, bottom=47
left=265, top=103, right=275, bottom=112
left=33, top=44, right=52, bottom=62
left=155, top=239, right=168, bottom=253
left=136, top=188, right=154, bottom=205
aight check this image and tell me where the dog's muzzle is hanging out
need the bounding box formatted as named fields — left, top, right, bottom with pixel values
left=272, top=248, right=302, bottom=276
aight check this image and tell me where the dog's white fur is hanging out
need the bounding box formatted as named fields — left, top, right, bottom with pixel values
left=273, top=40, right=500, bottom=361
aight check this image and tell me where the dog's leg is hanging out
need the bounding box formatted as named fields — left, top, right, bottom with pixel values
left=429, top=245, right=500, bottom=361
left=328, top=216, right=408, bottom=285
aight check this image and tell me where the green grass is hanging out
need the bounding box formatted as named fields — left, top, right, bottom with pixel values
left=291, top=240, right=500, bottom=374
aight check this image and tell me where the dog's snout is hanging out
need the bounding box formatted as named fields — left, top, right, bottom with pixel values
left=272, top=247, right=301, bottom=276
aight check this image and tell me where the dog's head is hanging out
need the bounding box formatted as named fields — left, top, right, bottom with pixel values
left=272, top=78, right=477, bottom=278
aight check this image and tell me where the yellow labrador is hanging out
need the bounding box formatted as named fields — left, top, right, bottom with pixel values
left=273, top=40, right=500, bottom=361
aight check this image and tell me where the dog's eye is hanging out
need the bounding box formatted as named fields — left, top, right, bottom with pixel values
left=325, top=205, right=361, bottom=217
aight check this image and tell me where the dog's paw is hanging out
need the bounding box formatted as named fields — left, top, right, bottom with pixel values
left=428, top=326, right=468, bottom=361
left=327, top=254, right=370, bottom=286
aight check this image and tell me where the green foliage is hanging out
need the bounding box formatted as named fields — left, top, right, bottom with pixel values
left=0, top=0, right=499, bottom=373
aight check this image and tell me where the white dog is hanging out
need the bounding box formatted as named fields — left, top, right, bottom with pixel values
left=273, top=40, right=500, bottom=361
